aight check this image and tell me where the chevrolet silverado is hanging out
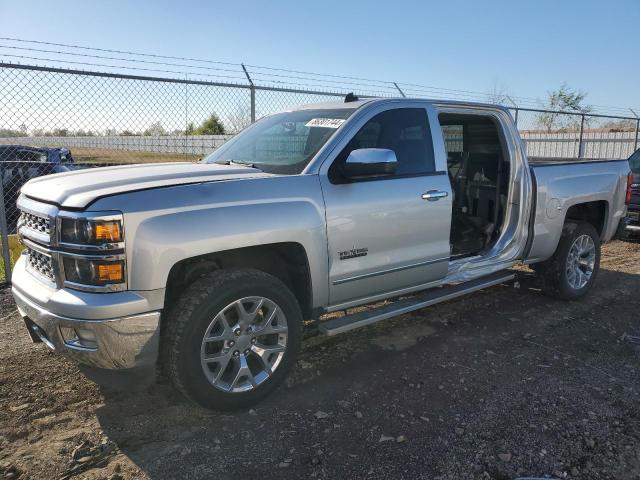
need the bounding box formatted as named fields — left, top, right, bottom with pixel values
left=12, top=97, right=632, bottom=409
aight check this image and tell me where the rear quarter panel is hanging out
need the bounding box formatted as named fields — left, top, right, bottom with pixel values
left=525, top=160, right=629, bottom=263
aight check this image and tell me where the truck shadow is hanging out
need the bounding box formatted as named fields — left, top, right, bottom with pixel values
left=93, top=266, right=640, bottom=479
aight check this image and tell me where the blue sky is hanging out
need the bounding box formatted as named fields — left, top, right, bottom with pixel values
left=1, top=0, right=639, bottom=113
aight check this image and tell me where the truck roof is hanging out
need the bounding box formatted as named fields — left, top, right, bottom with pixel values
left=293, top=96, right=511, bottom=114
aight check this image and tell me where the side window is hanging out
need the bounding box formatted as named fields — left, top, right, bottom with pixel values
left=333, top=108, right=435, bottom=178
left=16, top=150, right=46, bottom=162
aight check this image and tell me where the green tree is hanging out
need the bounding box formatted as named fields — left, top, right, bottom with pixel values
left=536, top=83, right=592, bottom=132
left=193, top=114, right=226, bottom=135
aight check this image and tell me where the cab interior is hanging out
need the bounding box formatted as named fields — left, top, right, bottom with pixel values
left=439, top=113, right=511, bottom=259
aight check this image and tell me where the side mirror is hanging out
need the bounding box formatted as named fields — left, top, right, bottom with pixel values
left=340, top=148, right=397, bottom=179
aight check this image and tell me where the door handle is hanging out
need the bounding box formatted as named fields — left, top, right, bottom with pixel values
left=421, top=190, right=449, bottom=201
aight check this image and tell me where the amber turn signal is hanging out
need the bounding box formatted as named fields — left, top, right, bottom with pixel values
left=94, top=222, right=122, bottom=242
left=97, top=263, right=124, bottom=282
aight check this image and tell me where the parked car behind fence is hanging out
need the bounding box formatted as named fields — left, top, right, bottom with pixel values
left=0, top=145, right=74, bottom=233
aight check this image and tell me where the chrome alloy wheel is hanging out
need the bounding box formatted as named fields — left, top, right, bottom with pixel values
left=200, top=296, right=288, bottom=393
left=566, top=234, right=596, bottom=290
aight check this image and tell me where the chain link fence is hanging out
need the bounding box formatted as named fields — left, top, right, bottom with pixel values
left=512, top=108, right=639, bottom=160
left=0, top=61, right=638, bottom=283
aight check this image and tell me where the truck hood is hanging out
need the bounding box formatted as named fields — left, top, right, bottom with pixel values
left=21, top=162, right=271, bottom=209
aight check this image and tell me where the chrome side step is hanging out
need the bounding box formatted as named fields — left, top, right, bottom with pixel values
left=318, top=271, right=516, bottom=336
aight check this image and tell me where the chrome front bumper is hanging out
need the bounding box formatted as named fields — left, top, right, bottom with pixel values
left=13, top=286, right=161, bottom=372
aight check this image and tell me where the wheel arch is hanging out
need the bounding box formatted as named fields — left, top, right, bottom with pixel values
left=163, top=242, right=314, bottom=320
left=564, top=200, right=608, bottom=238
left=526, top=197, right=609, bottom=264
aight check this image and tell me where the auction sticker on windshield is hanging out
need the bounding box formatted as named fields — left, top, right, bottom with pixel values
left=305, top=118, right=346, bottom=128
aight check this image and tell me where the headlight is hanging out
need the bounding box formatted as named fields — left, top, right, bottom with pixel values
left=63, top=257, right=125, bottom=286
left=59, top=217, right=123, bottom=245
left=57, top=212, right=126, bottom=292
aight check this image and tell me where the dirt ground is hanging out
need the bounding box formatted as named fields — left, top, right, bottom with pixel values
left=1, top=240, right=639, bottom=480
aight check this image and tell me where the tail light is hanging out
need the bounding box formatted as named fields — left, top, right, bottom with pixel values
left=626, top=173, right=633, bottom=205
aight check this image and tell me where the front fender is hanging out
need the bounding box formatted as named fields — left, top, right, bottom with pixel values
left=91, top=175, right=329, bottom=307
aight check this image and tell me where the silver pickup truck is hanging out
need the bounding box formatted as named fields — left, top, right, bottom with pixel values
left=12, top=97, right=632, bottom=409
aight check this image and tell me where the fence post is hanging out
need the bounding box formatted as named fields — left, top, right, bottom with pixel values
left=393, top=82, right=406, bottom=98
left=241, top=64, right=256, bottom=123
left=0, top=168, right=12, bottom=283
left=184, top=74, right=189, bottom=160
left=505, top=97, right=518, bottom=127
left=635, top=119, right=640, bottom=152
left=578, top=114, right=585, bottom=158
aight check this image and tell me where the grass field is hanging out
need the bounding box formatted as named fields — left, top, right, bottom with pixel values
left=71, top=147, right=201, bottom=164
left=0, top=235, right=24, bottom=282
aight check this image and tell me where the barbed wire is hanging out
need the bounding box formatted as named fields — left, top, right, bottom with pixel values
left=0, top=54, right=249, bottom=83
left=0, top=36, right=638, bottom=118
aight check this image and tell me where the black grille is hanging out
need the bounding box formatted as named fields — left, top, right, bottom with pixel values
left=26, top=248, right=54, bottom=282
left=19, top=211, right=51, bottom=236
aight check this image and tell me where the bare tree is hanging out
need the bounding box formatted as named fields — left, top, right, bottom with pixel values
left=602, top=119, right=636, bottom=132
left=226, top=103, right=253, bottom=133
left=485, top=80, right=511, bottom=105
left=143, top=122, right=167, bottom=136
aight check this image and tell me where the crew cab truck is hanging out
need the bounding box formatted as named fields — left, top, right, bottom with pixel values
left=12, top=97, right=632, bottom=410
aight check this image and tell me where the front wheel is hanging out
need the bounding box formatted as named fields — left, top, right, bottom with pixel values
left=533, top=222, right=601, bottom=300
left=163, top=268, right=302, bottom=410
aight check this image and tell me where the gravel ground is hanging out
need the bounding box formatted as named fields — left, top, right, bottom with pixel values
left=1, top=240, right=639, bottom=480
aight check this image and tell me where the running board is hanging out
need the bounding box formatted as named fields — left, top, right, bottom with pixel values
left=318, top=271, right=516, bottom=336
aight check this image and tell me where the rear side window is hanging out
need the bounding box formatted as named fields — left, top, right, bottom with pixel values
left=16, top=150, right=46, bottom=162
left=334, top=108, right=436, bottom=177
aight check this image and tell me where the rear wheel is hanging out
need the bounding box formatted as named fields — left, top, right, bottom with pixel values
left=163, top=268, right=302, bottom=410
left=533, top=222, right=600, bottom=300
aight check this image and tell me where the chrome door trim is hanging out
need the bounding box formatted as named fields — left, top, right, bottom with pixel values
left=332, top=256, right=450, bottom=285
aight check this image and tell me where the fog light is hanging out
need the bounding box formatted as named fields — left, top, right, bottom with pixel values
left=60, top=326, right=78, bottom=343
left=60, top=325, right=97, bottom=349
left=75, top=328, right=97, bottom=348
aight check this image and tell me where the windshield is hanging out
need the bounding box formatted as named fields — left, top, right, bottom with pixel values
left=630, top=149, right=640, bottom=173
left=203, top=108, right=355, bottom=174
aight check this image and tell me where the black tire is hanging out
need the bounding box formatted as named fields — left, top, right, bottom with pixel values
left=163, top=268, right=302, bottom=410
left=533, top=222, right=601, bottom=300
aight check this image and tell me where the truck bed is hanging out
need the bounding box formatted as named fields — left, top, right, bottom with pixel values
left=526, top=158, right=630, bottom=263
left=528, top=156, right=624, bottom=165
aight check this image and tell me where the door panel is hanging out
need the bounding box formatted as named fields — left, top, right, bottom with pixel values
left=322, top=173, right=452, bottom=305
left=320, top=106, right=452, bottom=307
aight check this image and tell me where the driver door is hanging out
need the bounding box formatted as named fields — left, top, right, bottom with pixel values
left=320, top=106, right=452, bottom=307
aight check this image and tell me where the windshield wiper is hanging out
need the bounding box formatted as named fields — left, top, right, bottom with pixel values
left=215, top=159, right=260, bottom=169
